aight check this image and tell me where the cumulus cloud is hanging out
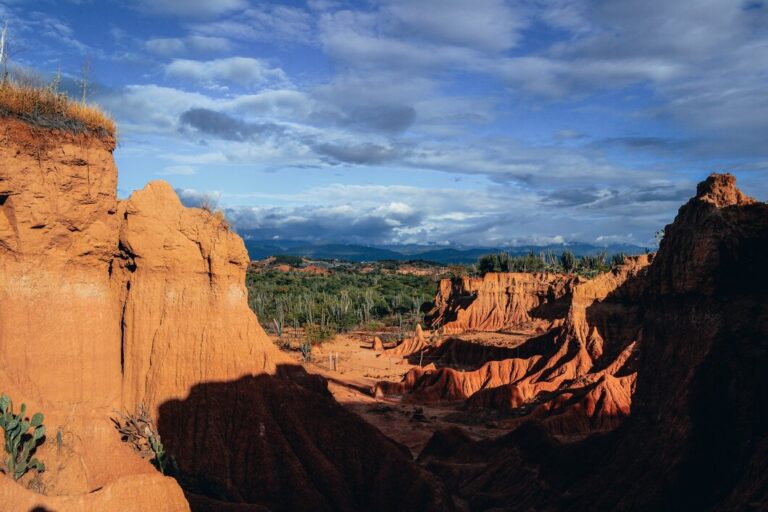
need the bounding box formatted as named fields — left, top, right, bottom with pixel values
left=165, top=57, right=289, bottom=88
left=384, top=0, right=525, bottom=52
left=226, top=202, right=425, bottom=244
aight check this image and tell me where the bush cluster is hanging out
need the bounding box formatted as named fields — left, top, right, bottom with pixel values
left=476, top=250, right=628, bottom=278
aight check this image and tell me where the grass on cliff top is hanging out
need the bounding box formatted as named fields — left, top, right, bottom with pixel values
left=0, top=78, right=116, bottom=136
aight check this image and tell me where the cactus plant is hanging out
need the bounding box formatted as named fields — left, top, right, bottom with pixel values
left=0, top=394, right=45, bottom=481
left=300, top=341, right=312, bottom=362
left=147, top=431, right=168, bottom=475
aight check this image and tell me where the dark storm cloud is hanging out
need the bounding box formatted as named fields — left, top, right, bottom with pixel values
left=225, top=203, right=424, bottom=244
left=313, top=142, right=403, bottom=165
left=178, top=108, right=284, bottom=141
left=344, top=105, right=417, bottom=133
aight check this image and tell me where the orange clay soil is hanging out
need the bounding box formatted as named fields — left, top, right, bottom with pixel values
left=286, top=332, right=532, bottom=455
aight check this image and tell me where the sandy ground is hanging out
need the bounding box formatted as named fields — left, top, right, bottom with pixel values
left=272, top=331, right=527, bottom=456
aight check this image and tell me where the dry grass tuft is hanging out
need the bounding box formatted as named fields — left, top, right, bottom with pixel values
left=0, top=78, right=116, bottom=136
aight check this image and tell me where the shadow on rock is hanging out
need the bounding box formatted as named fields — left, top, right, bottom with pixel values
left=158, top=365, right=453, bottom=512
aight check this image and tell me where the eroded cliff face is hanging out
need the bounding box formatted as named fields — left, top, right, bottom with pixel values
left=422, top=174, right=768, bottom=511
left=377, top=255, right=651, bottom=436
left=0, top=120, right=186, bottom=509
left=0, top=119, right=122, bottom=412
left=425, top=272, right=578, bottom=334
left=115, top=181, right=282, bottom=411
left=0, top=120, right=451, bottom=511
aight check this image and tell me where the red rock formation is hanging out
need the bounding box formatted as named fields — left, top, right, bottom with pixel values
left=0, top=119, right=452, bottom=511
left=376, top=255, right=650, bottom=435
left=384, top=324, right=434, bottom=356
left=422, top=173, right=768, bottom=511
left=425, top=272, right=577, bottom=334
left=115, top=180, right=283, bottom=411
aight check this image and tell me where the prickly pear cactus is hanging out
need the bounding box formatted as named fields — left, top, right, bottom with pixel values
left=0, top=394, right=46, bottom=481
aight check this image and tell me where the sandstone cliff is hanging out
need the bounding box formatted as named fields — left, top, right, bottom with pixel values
left=0, top=118, right=451, bottom=510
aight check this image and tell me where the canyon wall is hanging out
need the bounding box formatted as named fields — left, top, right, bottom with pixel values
left=0, top=119, right=451, bottom=511
left=422, top=174, right=768, bottom=511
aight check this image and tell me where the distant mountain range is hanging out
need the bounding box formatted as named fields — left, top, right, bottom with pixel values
left=239, top=237, right=650, bottom=264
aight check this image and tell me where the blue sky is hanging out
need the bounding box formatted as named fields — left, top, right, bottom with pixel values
left=1, top=0, right=766, bottom=247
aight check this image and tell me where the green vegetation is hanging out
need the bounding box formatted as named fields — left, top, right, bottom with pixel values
left=299, top=341, right=312, bottom=362
left=272, top=254, right=304, bottom=267
left=476, top=250, right=625, bottom=278
left=148, top=433, right=169, bottom=475
left=0, top=394, right=45, bottom=481
left=246, top=266, right=437, bottom=345
left=246, top=251, right=632, bottom=350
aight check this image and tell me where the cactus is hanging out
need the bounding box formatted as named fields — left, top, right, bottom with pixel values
left=147, top=430, right=168, bottom=475
left=0, top=394, right=46, bottom=481
left=560, top=251, right=576, bottom=272
left=300, top=341, right=312, bottom=362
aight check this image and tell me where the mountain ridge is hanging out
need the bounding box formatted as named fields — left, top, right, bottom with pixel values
left=239, top=237, right=649, bottom=263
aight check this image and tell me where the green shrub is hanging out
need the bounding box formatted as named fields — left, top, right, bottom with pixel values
left=273, top=255, right=304, bottom=267
left=304, top=323, right=335, bottom=345
left=610, top=252, right=627, bottom=268
left=0, top=394, right=45, bottom=481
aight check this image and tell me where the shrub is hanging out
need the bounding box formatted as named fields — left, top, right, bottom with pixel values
left=304, top=323, right=335, bottom=344
left=0, top=394, right=45, bottom=481
left=112, top=406, right=172, bottom=475
left=610, top=252, right=627, bottom=268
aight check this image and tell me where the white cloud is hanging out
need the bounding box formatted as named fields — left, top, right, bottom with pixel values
left=165, top=57, right=289, bottom=88
left=385, top=0, right=525, bottom=52
left=189, top=5, right=314, bottom=44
